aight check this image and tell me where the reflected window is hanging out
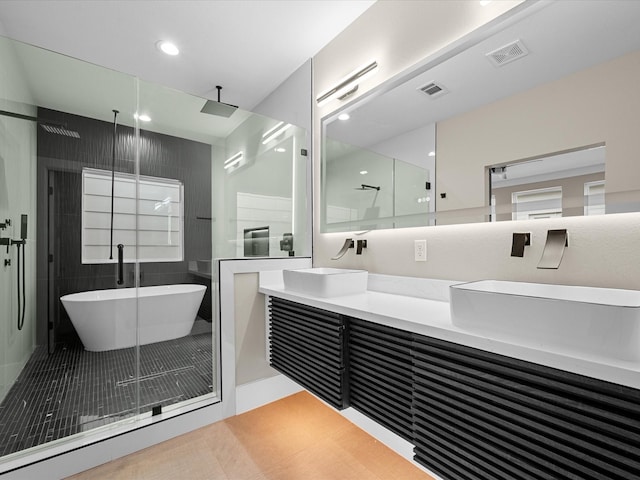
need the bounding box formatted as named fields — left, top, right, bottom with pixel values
left=584, top=180, right=605, bottom=216
left=490, top=145, right=606, bottom=221
left=512, top=187, right=562, bottom=220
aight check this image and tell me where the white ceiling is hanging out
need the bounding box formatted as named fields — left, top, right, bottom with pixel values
left=0, top=0, right=375, bottom=110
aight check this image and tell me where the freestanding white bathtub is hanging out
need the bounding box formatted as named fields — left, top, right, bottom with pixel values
left=60, top=284, right=206, bottom=352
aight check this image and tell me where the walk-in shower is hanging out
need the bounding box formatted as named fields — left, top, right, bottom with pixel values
left=0, top=33, right=309, bottom=470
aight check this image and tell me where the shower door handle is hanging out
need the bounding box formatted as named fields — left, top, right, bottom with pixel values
left=117, top=244, right=124, bottom=285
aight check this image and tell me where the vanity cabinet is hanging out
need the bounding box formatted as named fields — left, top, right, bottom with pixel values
left=268, top=297, right=348, bottom=409
left=412, top=335, right=640, bottom=480
left=348, top=317, right=413, bottom=442
left=266, top=295, right=640, bottom=480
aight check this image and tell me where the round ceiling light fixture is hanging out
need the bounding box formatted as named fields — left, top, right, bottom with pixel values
left=157, top=40, right=179, bottom=56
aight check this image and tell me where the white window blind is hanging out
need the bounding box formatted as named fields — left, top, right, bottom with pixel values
left=82, top=168, right=183, bottom=264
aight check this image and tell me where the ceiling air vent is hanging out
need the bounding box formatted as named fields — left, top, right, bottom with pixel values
left=486, top=39, right=529, bottom=67
left=418, top=81, right=448, bottom=99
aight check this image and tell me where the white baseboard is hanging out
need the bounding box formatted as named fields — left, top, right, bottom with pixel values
left=235, top=374, right=303, bottom=415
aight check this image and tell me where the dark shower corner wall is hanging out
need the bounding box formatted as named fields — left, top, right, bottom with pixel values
left=35, top=108, right=212, bottom=348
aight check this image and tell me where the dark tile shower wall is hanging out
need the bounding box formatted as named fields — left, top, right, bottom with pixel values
left=36, top=108, right=212, bottom=347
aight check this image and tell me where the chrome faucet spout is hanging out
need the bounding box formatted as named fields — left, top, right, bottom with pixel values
left=538, top=229, right=568, bottom=269
left=331, top=238, right=354, bottom=260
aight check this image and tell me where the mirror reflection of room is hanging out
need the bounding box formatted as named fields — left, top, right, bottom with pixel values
left=323, top=123, right=435, bottom=232
left=489, top=145, right=606, bottom=222
left=321, top=0, right=640, bottom=232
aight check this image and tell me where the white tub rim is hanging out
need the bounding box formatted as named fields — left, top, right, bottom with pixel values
left=60, top=284, right=206, bottom=303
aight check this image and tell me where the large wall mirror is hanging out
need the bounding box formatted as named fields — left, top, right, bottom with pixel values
left=321, top=1, right=640, bottom=232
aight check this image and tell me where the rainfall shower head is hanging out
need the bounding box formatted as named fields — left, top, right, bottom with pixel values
left=40, top=123, right=80, bottom=138
left=200, top=85, right=238, bottom=118
left=0, top=109, right=80, bottom=138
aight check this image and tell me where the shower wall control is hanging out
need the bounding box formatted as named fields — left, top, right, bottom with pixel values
left=1, top=236, right=9, bottom=253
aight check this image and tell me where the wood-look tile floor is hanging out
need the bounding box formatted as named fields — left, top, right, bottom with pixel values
left=67, top=391, right=433, bottom=480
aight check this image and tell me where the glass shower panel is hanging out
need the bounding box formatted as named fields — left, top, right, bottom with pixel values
left=0, top=36, right=140, bottom=460
left=323, top=138, right=394, bottom=232
left=132, top=79, right=220, bottom=412
left=0, top=30, right=310, bottom=470
left=0, top=35, right=38, bottom=457
left=214, top=113, right=310, bottom=258
left=394, top=158, right=434, bottom=228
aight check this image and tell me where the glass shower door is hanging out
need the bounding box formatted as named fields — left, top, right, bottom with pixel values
left=0, top=35, right=143, bottom=459
left=131, top=80, right=216, bottom=415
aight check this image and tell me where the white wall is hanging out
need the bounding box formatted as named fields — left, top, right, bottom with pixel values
left=234, top=272, right=278, bottom=385
left=369, top=123, right=435, bottom=170
left=312, top=0, right=640, bottom=291
left=253, top=59, right=312, bottom=132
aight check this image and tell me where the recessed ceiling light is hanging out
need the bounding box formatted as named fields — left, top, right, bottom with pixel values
left=480, top=1, right=492, bottom=6
left=135, top=113, right=151, bottom=122
left=157, top=40, right=179, bottom=56
left=428, top=151, right=435, bottom=157
left=360, top=170, right=368, bottom=175
left=274, top=147, right=286, bottom=153
left=338, top=113, right=350, bottom=121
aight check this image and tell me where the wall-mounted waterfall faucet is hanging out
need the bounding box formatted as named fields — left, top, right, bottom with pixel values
left=511, top=232, right=530, bottom=257
left=538, top=229, right=568, bottom=269
left=331, top=238, right=354, bottom=260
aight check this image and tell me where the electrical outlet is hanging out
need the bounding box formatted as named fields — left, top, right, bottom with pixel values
left=414, top=239, right=427, bottom=262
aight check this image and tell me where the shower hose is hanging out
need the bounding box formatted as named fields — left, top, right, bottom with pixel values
left=16, top=242, right=26, bottom=330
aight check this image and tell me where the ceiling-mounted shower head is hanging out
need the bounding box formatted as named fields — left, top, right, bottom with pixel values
left=200, top=85, right=238, bottom=118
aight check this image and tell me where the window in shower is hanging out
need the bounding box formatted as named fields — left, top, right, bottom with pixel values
left=81, top=168, right=184, bottom=263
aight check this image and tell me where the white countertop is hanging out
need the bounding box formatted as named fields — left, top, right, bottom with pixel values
left=259, top=272, right=640, bottom=390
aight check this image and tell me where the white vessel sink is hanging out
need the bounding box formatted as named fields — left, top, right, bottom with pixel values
left=282, top=268, right=368, bottom=298
left=450, top=280, right=640, bottom=362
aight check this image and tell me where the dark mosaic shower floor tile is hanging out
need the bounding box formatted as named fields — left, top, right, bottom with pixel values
left=0, top=328, right=213, bottom=457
